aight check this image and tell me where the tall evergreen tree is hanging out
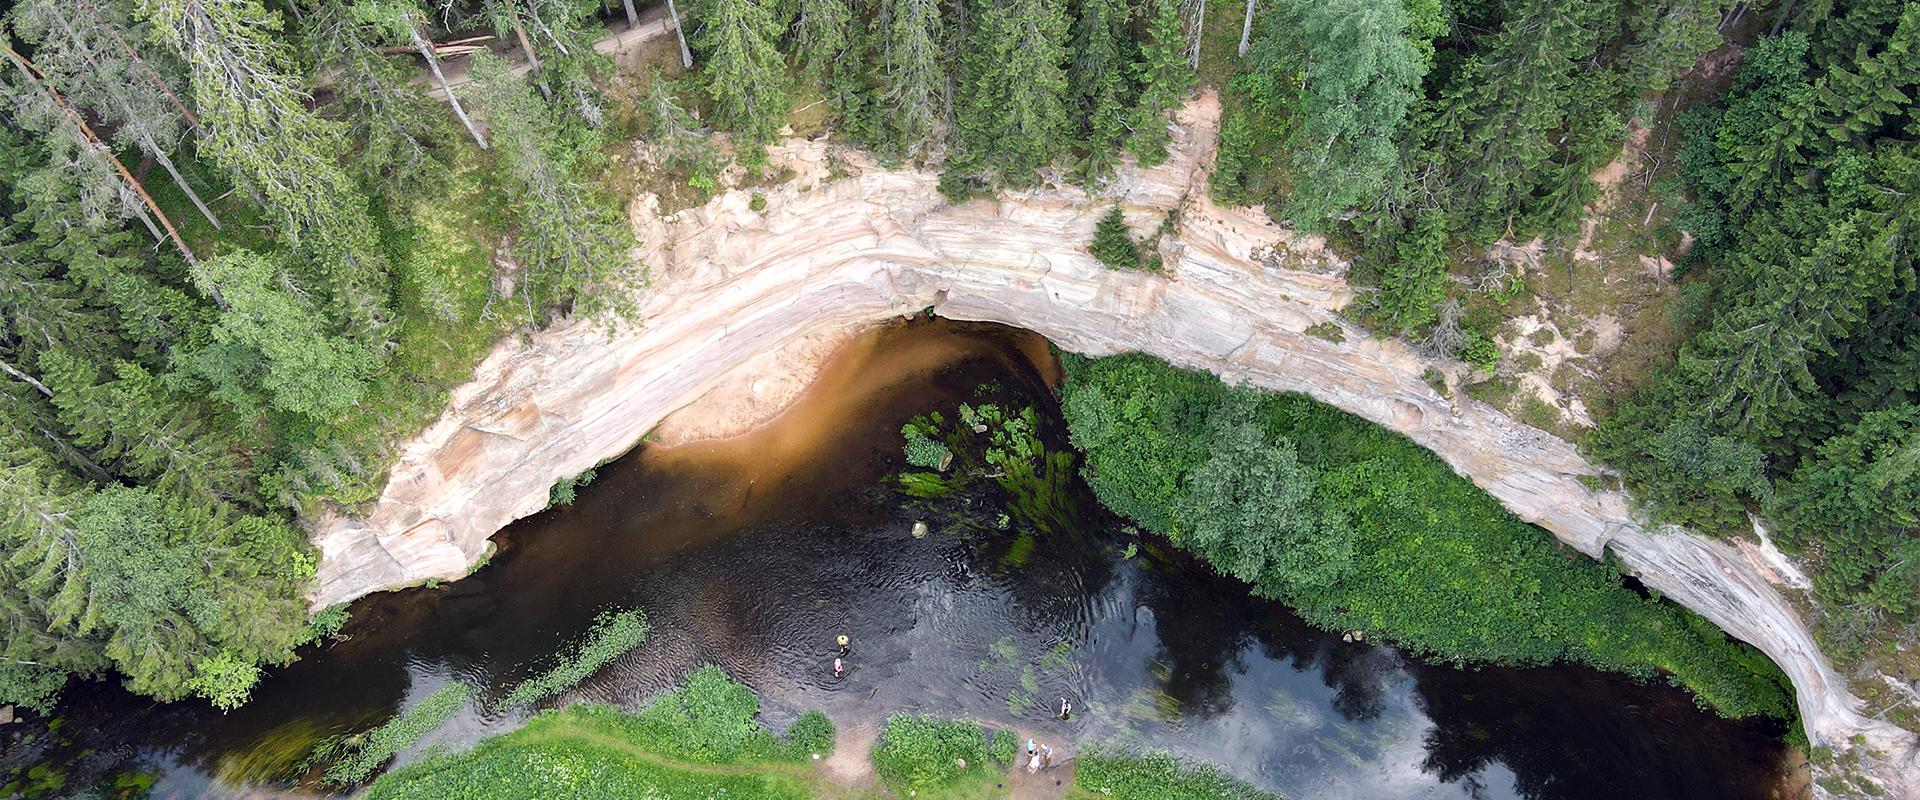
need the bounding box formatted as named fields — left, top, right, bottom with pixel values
left=1069, top=0, right=1131, bottom=178
left=139, top=0, right=391, bottom=331
left=954, top=0, right=1071, bottom=184
left=1126, top=0, right=1190, bottom=165
left=874, top=0, right=946, bottom=158
left=697, top=0, right=791, bottom=146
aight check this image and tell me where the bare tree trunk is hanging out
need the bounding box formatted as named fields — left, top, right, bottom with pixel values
left=512, top=22, right=553, bottom=100
left=142, top=132, right=222, bottom=229
left=668, top=0, right=694, bottom=69
left=0, top=358, right=54, bottom=399
left=620, top=0, right=639, bottom=29
left=1237, top=0, right=1256, bottom=57
left=1182, top=0, right=1204, bottom=69
left=409, top=20, right=489, bottom=149
left=4, top=47, right=206, bottom=286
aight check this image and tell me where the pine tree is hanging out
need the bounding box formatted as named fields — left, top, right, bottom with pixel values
left=1090, top=206, right=1140, bottom=268
left=696, top=0, right=791, bottom=146
left=955, top=0, right=1071, bottom=185
left=1126, top=0, right=1191, bottom=165
left=792, top=0, right=853, bottom=84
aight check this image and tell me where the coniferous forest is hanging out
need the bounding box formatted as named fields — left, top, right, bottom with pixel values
left=0, top=0, right=1916, bottom=756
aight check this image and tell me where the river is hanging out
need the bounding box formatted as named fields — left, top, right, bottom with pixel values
left=0, top=319, right=1788, bottom=800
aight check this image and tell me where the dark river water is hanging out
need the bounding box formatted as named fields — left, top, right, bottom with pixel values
left=1, top=319, right=1788, bottom=800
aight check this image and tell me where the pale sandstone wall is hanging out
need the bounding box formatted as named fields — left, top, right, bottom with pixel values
left=307, top=94, right=1916, bottom=795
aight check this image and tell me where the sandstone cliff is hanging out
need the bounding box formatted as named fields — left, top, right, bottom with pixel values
left=307, top=94, right=1917, bottom=795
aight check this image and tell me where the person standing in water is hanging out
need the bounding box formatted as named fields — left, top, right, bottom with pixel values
left=836, top=634, right=851, bottom=657
left=1059, top=697, right=1072, bottom=720
left=833, top=657, right=845, bottom=678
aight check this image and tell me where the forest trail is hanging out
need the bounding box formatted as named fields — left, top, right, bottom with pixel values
left=418, top=6, right=674, bottom=100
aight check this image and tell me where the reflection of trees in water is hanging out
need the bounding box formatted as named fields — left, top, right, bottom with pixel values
left=1409, top=663, right=1782, bottom=800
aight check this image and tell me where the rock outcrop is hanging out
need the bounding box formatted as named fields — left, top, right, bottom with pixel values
left=308, top=94, right=1916, bottom=795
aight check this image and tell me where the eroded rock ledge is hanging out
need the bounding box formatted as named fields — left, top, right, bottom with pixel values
left=308, top=94, right=1916, bottom=794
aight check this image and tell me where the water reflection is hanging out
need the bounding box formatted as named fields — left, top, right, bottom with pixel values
left=1, top=318, right=1784, bottom=800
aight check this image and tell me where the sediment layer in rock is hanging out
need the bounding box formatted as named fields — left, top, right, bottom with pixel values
left=306, top=94, right=1917, bottom=795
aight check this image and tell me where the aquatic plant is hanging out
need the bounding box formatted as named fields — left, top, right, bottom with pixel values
left=500, top=608, right=649, bottom=709
left=321, top=681, right=472, bottom=786
left=902, top=423, right=953, bottom=469
left=1074, top=747, right=1284, bottom=799
left=871, top=714, right=1013, bottom=797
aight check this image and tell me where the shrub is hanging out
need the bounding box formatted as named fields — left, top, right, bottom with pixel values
left=1091, top=206, right=1141, bottom=269
left=548, top=467, right=599, bottom=507
left=902, top=424, right=953, bottom=469
left=501, top=609, right=649, bottom=709
left=1058, top=352, right=1794, bottom=719
left=871, top=715, right=1008, bottom=796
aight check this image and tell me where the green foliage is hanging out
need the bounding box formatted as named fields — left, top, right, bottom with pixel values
left=188, top=650, right=263, bottom=712
left=902, top=424, right=952, bottom=469
left=547, top=468, right=599, bottom=508
left=501, top=608, right=650, bottom=709
left=364, top=698, right=818, bottom=800
left=695, top=0, right=791, bottom=145
left=1772, top=406, right=1920, bottom=618
left=871, top=0, right=948, bottom=159
left=321, top=681, right=473, bottom=786
left=0, top=661, right=67, bottom=715
left=1068, top=0, right=1133, bottom=177
left=1073, top=747, right=1283, bottom=799
left=1124, top=0, right=1190, bottom=166
left=1061, top=353, right=1794, bottom=719
left=612, top=665, right=831, bottom=764
left=464, top=52, right=639, bottom=323
left=953, top=0, right=1071, bottom=185
left=183, top=251, right=380, bottom=418
left=871, top=715, right=1010, bottom=796
left=1091, top=207, right=1141, bottom=269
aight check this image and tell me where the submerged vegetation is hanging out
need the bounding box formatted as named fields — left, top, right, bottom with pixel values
left=897, top=398, right=1078, bottom=534
left=1059, top=352, right=1795, bottom=719
left=499, top=609, right=651, bottom=709
left=319, top=681, right=473, bottom=787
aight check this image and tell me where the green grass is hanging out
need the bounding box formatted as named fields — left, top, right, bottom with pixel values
left=364, top=668, right=842, bottom=799
left=1072, top=748, right=1284, bottom=799
left=870, top=715, right=1017, bottom=798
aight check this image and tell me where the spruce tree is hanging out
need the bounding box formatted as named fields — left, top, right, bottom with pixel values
left=875, top=0, right=947, bottom=158
left=1090, top=206, right=1140, bottom=268
left=1127, top=0, right=1191, bottom=166
left=1069, top=0, right=1131, bottom=178
left=696, top=0, right=792, bottom=146
left=955, top=0, right=1071, bottom=185
left=1280, top=0, right=1428, bottom=228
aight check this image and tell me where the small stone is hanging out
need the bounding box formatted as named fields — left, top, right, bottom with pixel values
left=956, top=758, right=967, bottom=768
left=911, top=521, right=929, bottom=538
left=1341, top=633, right=1353, bottom=642
left=0, top=705, right=13, bottom=725
left=1353, top=630, right=1364, bottom=641
left=972, top=423, right=989, bottom=434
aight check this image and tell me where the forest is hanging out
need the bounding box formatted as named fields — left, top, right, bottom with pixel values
left=0, top=0, right=1914, bottom=741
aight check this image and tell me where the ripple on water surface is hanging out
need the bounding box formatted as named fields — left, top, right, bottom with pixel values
left=13, top=319, right=1788, bottom=800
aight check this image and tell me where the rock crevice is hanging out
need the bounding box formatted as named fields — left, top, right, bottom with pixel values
left=307, top=93, right=1916, bottom=794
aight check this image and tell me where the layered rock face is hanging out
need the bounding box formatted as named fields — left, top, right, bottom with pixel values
left=307, top=94, right=1916, bottom=794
